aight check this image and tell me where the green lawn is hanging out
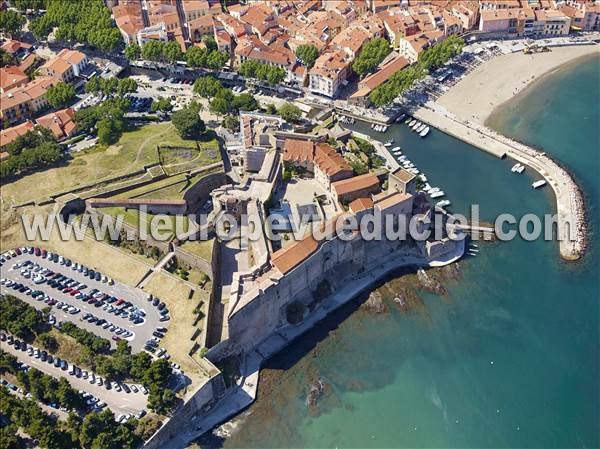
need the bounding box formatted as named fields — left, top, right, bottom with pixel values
left=1, top=123, right=220, bottom=205
left=100, top=206, right=191, bottom=241
left=179, top=238, right=214, bottom=262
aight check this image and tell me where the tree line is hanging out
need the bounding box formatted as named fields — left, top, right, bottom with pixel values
left=0, top=387, right=141, bottom=449
left=238, top=60, right=286, bottom=85
left=29, top=0, right=122, bottom=53
left=0, top=295, right=177, bottom=415
left=0, top=127, right=62, bottom=180
left=125, top=40, right=229, bottom=71
left=369, top=35, right=465, bottom=107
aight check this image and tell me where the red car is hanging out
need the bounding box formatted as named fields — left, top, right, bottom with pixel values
left=70, top=290, right=79, bottom=296
left=111, top=336, right=121, bottom=342
left=15, top=248, right=22, bottom=255
left=63, top=288, right=72, bottom=294
left=41, top=249, right=47, bottom=258
left=34, top=247, right=41, bottom=256
left=115, top=299, right=124, bottom=306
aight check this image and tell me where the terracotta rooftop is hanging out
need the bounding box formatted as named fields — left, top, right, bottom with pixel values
left=332, top=173, right=380, bottom=196
left=0, top=120, right=35, bottom=148
left=283, top=138, right=352, bottom=178
left=35, top=108, right=76, bottom=140
left=0, top=66, right=28, bottom=92
left=271, top=233, right=319, bottom=274
left=392, top=167, right=416, bottom=183
left=358, top=55, right=409, bottom=91
left=349, top=197, right=374, bottom=213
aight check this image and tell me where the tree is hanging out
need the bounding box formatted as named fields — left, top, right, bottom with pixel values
left=193, top=76, right=222, bottom=98
left=124, top=43, right=141, bottom=61
left=163, top=41, right=183, bottom=63
left=29, top=14, right=53, bottom=40
left=209, top=88, right=234, bottom=115
left=13, top=0, right=46, bottom=12
left=38, top=334, right=58, bottom=352
left=222, top=115, right=240, bottom=131
left=147, top=386, right=177, bottom=415
left=278, top=103, right=302, bottom=123
left=97, top=118, right=122, bottom=146
left=296, top=44, right=318, bottom=68
left=46, top=82, right=76, bottom=108
left=232, top=93, right=258, bottom=112
left=172, top=102, right=205, bottom=139
left=141, top=40, right=165, bottom=61
left=0, top=49, right=15, bottom=68
left=117, top=78, right=138, bottom=96
left=150, top=97, right=173, bottom=113
left=0, top=10, right=26, bottom=37
left=352, top=37, right=391, bottom=78
left=203, top=35, right=217, bottom=51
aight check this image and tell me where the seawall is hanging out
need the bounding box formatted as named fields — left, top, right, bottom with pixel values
left=412, top=105, right=586, bottom=261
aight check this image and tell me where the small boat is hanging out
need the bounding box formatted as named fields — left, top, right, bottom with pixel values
left=516, top=165, right=525, bottom=174
left=416, top=124, right=426, bottom=133
left=381, top=125, right=388, bottom=132
left=532, top=180, right=547, bottom=189
left=384, top=142, right=392, bottom=147
left=470, top=243, right=478, bottom=248
left=469, top=249, right=479, bottom=253
left=467, top=252, right=478, bottom=257
left=419, top=174, right=428, bottom=182
left=429, top=187, right=440, bottom=193
left=511, top=163, right=520, bottom=172
left=409, top=119, right=417, bottom=127
left=411, top=121, right=422, bottom=130
left=419, top=126, right=430, bottom=137
left=391, top=146, right=401, bottom=152
left=371, top=123, right=375, bottom=129
left=430, top=190, right=445, bottom=198
left=436, top=200, right=451, bottom=208
left=396, top=113, right=406, bottom=123
left=405, top=117, right=412, bottom=124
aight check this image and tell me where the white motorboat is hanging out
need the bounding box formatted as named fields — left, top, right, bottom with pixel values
left=532, top=180, right=547, bottom=189
left=411, top=121, right=422, bottom=130
left=405, top=117, right=412, bottom=124
left=419, top=126, right=430, bottom=137
left=516, top=165, right=525, bottom=173
left=409, top=119, right=417, bottom=127
left=511, top=163, right=520, bottom=172
left=391, top=146, right=401, bottom=152
left=436, top=200, right=451, bottom=208
left=430, top=191, right=445, bottom=199
left=416, top=124, right=426, bottom=133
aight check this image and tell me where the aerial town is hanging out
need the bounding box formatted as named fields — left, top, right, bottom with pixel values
left=0, top=0, right=597, bottom=448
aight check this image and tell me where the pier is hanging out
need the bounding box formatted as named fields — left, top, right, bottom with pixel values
left=413, top=104, right=586, bottom=261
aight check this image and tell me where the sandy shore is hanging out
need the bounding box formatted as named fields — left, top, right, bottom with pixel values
left=437, top=44, right=600, bottom=126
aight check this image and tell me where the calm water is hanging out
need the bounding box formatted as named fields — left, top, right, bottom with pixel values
left=220, top=56, right=600, bottom=448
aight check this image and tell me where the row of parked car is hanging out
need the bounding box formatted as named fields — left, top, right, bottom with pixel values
left=130, top=96, right=152, bottom=112
left=1, top=332, right=148, bottom=396
left=81, top=313, right=133, bottom=340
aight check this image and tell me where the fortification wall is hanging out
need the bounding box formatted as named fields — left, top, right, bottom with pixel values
left=184, top=172, right=230, bottom=213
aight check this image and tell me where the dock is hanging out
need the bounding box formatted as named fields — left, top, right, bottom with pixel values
left=413, top=104, right=586, bottom=261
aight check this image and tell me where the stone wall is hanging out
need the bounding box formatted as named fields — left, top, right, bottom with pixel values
left=143, top=372, right=226, bottom=449
left=184, top=171, right=230, bottom=213
left=226, top=235, right=418, bottom=354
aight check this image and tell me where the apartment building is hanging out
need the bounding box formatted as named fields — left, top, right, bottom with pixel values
left=0, top=66, right=28, bottom=93
left=308, top=50, right=352, bottom=98
left=0, top=77, right=58, bottom=126
left=39, top=49, right=89, bottom=83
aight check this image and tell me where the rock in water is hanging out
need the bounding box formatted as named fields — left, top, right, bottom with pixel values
left=306, top=378, right=325, bottom=406
left=363, top=291, right=387, bottom=313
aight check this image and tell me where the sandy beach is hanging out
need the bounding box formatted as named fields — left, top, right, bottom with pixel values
left=437, top=44, right=600, bottom=126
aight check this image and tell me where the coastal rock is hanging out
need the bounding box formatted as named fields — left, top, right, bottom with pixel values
left=417, top=268, right=446, bottom=295
left=306, top=378, right=325, bottom=407
left=362, top=291, right=387, bottom=314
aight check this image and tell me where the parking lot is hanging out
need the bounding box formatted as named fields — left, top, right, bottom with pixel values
left=0, top=249, right=170, bottom=353
left=1, top=339, right=147, bottom=417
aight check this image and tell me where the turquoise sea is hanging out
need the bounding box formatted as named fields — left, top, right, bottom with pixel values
left=218, top=55, right=599, bottom=448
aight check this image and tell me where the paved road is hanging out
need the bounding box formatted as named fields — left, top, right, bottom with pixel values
left=1, top=252, right=168, bottom=352
left=1, top=343, right=147, bottom=416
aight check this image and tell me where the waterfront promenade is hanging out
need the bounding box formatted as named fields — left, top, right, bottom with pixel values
left=413, top=103, right=585, bottom=260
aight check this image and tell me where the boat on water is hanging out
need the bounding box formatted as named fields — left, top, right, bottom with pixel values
left=419, top=126, right=430, bottom=137
left=532, top=180, right=547, bottom=189
left=470, top=243, right=478, bottom=248
left=516, top=165, right=525, bottom=173
left=419, top=174, right=428, bottom=182
left=391, top=146, right=401, bottom=152
left=371, top=123, right=375, bottom=129
left=469, top=249, right=480, bottom=253
left=429, top=187, right=440, bottom=194
left=409, top=119, right=417, bottom=127
left=412, top=121, right=422, bottom=130
left=430, top=190, right=445, bottom=198
left=416, top=124, right=426, bottom=133
left=396, top=113, right=406, bottom=123
left=436, top=200, right=451, bottom=208
left=511, top=163, right=520, bottom=172
left=405, top=117, right=412, bottom=124
left=468, top=252, right=478, bottom=257
left=384, top=142, right=392, bottom=147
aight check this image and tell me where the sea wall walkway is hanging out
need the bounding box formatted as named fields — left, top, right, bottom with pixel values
left=413, top=103, right=586, bottom=261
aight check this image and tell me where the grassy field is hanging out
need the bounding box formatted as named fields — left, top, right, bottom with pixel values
left=179, top=238, right=214, bottom=262
left=0, top=206, right=152, bottom=286
left=0, top=123, right=221, bottom=205
left=142, top=272, right=211, bottom=381
left=99, top=207, right=192, bottom=241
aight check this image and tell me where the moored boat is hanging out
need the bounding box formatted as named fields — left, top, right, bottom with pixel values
left=430, top=190, right=445, bottom=198
left=436, top=200, right=451, bottom=208
left=419, top=126, right=430, bottom=137
left=532, top=180, right=547, bottom=189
